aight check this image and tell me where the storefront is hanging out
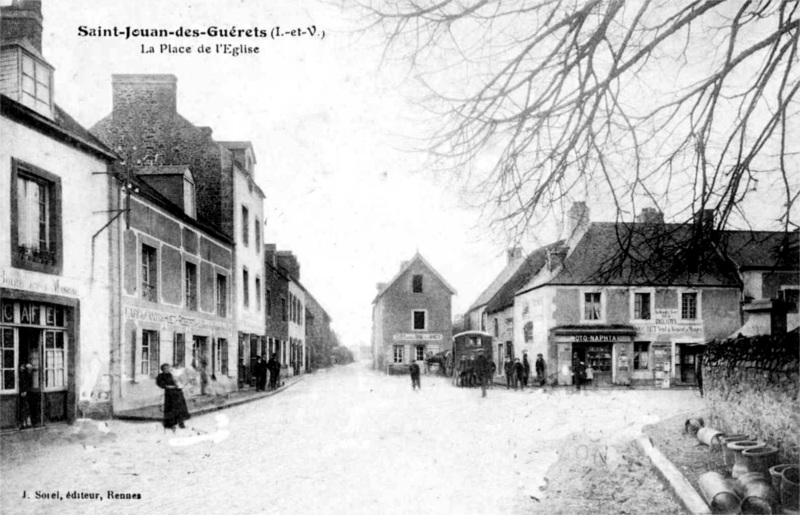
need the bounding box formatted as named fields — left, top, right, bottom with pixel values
left=0, top=294, right=78, bottom=430
left=551, top=326, right=635, bottom=386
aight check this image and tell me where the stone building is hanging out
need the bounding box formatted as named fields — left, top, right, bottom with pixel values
left=264, top=244, right=289, bottom=375
left=464, top=247, right=525, bottom=334
left=372, top=253, right=456, bottom=373
left=0, top=0, right=117, bottom=429
left=90, top=74, right=267, bottom=391
left=278, top=251, right=306, bottom=376
left=305, top=291, right=333, bottom=370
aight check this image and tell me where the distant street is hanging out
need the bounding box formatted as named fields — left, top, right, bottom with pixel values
left=1, top=363, right=703, bottom=514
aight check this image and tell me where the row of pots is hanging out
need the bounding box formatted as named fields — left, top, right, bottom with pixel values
left=695, top=428, right=799, bottom=514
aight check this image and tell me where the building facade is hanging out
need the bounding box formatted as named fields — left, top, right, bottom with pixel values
left=264, top=244, right=289, bottom=376
left=0, top=0, right=117, bottom=429
left=372, top=253, right=455, bottom=373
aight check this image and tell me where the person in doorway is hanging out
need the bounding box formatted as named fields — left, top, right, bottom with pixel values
left=156, top=364, right=190, bottom=432
left=695, top=355, right=704, bottom=398
left=504, top=356, right=514, bottom=389
left=585, top=364, right=594, bottom=388
left=522, top=352, right=531, bottom=388
left=535, top=354, right=547, bottom=387
left=254, top=356, right=268, bottom=392
left=409, top=360, right=421, bottom=390
left=18, top=363, right=33, bottom=429
left=513, top=358, right=525, bottom=390
left=572, top=353, right=586, bottom=392
left=267, top=353, right=280, bottom=390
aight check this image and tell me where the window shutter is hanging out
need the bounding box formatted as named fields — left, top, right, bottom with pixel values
left=149, top=332, right=160, bottom=378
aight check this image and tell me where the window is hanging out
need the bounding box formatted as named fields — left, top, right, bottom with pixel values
left=192, top=336, right=206, bottom=370
left=141, top=330, right=159, bottom=377
left=415, top=345, right=425, bottom=361
left=185, top=262, right=197, bottom=310
left=255, top=277, right=262, bottom=312
left=412, top=274, right=423, bottom=293
left=141, top=245, right=158, bottom=302
left=281, top=296, right=288, bottom=322
left=393, top=345, right=404, bottom=363
left=183, top=178, right=196, bottom=218
left=173, top=333, right=185, bottom=367
left=523, top=321, right=533, bottom=342
left=493, top=318, right=499, bottom=337
left=634, top=342, right=649, bottom=370
left=241, top=206, right=249, bottom=246
left=255, top=218, right=261, bottom=251
left=242, top=268, right=249, bottom=309
left=2, top=328, right=15, bottom=391
left=215, top=338, right=229, bottom=375
left=216, top=274, right=227, bottom=316
left=583, top=292, right=602, bottom=321
left=12, top=160, right=61, bottom=273
left=413, top=310, right=426, bottom=330
left=44, top=331, right=66, bottom=389
left=21, top=52, right=52, bottom=115
left=681, top=292, right=698, bottom=320
left=266, top=289, right=272, bottom=317
left=633, top=292, right=651, bottom=320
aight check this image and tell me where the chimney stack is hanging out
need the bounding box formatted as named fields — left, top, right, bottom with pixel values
left=546, top=246, right=569, bottom=271
left=276, top=251, right=300, bottom=280
left=376, top=282, right=387, bottom=292
left=636, top=207, right=664, bottom=224
left=0, top=1, right=43, bottom=51
left=566, top=201, right=590, bottom=239
left=507, top=247, right=523, bottom=265
left=112, top=74, right=178, bottom=122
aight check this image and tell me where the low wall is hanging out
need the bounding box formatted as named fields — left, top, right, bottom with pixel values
left=702, top=330, right=799, bottom=463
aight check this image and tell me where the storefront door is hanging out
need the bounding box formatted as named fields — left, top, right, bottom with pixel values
left=678, top=344, right=701, bottom=384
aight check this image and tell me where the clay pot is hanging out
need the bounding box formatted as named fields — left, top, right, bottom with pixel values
left=737, top=473, right=780, bottom=515
left=769, top=464, right=793, bottom=495
left=698, top=427, right=725, bottom=448
left=782, top=465, right=800, bottom=512
left=727, top=441, right=766, bottom=479
left=698, top=471, right=741, bottom=514
left=740, top=446, right=779, bottom=478
left=685, top=417, right=705, bottom=436
left=719, top=435, right=751, bottom=465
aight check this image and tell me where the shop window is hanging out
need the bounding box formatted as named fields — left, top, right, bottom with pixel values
left=173, top=333, right=185, bottom=367
left=44, top=331, right=66, bottom=389
left=216, top=274, right=228, bottom=317
left=255, top=277, right=262, bottom=312
left=633, top=292, right=651, bottom=320
left=415, top=345, right=425, bottom=361
left=583, top=292, right=603, bottom=321
left=141, top=244, right=158, bottom=302
left=141, top=330, right=159, bottom=378
left=242, top=268, right=249, bottom=309
left=216, top=338, right=229, bottom=375
left=412, top=274, right=423, bottom=293
left=413, top=310, right=426, bottom=330
left=393, top=345, right=404, bottom=363
left=241, top=205, right=249, bottom=246
left=1, top=328, right=15, bottom=392
left=681, top=292, right=698, bottom=320
left=634, top=342, right=650, bottom=370
left=11, top=160, right=62, bottom=274
left=185, top=262, right=197, bottom=311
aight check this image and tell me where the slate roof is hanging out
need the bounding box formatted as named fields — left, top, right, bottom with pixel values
left=485, top=241, right=564, bottom=314
left=718, top=231, right=799, bottom=270
left=373, top=252, right=456, bottom=304
left=466, top=257, right=526, bottom=313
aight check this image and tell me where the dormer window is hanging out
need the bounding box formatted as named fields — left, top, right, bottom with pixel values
left=20, top=50, right=52, bottom=117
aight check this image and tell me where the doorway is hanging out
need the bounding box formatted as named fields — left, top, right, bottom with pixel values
left=678, top=344, right=702, bottom=384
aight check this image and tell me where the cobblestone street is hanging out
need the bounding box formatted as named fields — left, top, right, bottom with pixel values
left=1, top=363, right=703, bottom=514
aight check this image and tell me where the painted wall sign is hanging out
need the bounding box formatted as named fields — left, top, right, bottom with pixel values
left=0, top=267, right=81, bottom=297
left=573, top=334, right=619, bottom=342
left=393, top=333, right=443, bottom=341
left=636, top=308, right=703, bottom=334
left=124, top=305, right=232, bottom=331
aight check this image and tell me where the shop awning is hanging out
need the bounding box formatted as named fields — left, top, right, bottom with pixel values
left=551, top=324, right=636, bottom=337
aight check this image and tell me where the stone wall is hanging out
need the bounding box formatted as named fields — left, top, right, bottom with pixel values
left=702, top=331, right=799, bottom=463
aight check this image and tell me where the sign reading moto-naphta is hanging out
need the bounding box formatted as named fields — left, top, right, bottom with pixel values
left=393, top=333, right=443, bottom=341
left=573, top=334, right=619, bottom=342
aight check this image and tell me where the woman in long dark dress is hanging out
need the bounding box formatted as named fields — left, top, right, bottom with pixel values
left=18, top=363, right=33, bottom=429
left=156, top=364, right=190, bottom=431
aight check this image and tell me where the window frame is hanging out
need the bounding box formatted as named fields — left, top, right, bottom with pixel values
left=173, top=332, right=185, bottom=368
left=1, top=327, right=15, bottom=393
left=241, top=205, right=249, bottom=246
left=393, top=345, right=404, bottom=364
left=255, top=277, right=262, bottom=313
left=20, top=50, right=53, bottom=116
left=412, top=274, right=423, bottom=293
left=581, top=290, right=605, bottom=322
left=266, top=288, right=272, bottom=317
left=631, top=289, right=655, bottom=321
left=242, top=267, right=249, bottom=309
left=140, top=244, right=158, bottom=303
left=216, top=273, right=228, bottom=317
left=10, top=159, right=62, bottom=275
left=679, top=290, right=700, bottom=320
left=141, top=330, right=159, bottom=378
left=412, top=309, right=427, bottom=331
left=633, top=341, right=650, bottom=370
left=184, top=261, right=198, bottom=311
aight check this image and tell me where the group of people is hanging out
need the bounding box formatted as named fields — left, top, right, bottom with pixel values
left=570, top=352, right=595, bottom=392
left=253, top=354, right=282, bottom=392
left=453, top=354, right=495, bottom=388
left=503, top=353, right=547, bottom=390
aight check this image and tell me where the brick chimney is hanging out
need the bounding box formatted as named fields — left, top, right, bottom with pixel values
left=277, top=251, right=300, bottom=280
left=546, top=246, right=569, bottom=271
left=376, top=282, right=387, bottom=292
left=264, top=243, right=277, bottom=268
left=112, top=74, right=178, bottom=122
left=636, top=207, right=664, bottom=224
left=507, top=247, right=524, bottom=265
left=0, top=1, right=43, bottom=51
left=566, top=201, right=590, bottom=239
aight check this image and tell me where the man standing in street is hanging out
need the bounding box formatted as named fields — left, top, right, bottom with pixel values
left=504, top=356, right=514, bottom=389
left=513, top=358, right=525, bottom=390
left=475, top=353, right=489, bottom=397
left=535, top=353, right=546, bottom=387
left=267, top=353, right=280, bottom=390
left=572, top=353, right=586, bottom=393
left=254, top=356, right=268, bottom=391
left=409, top=360, right=421, bottom=390
left=522, top=352, right=531, bottom=388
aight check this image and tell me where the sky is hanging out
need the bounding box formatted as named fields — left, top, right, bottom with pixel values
left=32, top=0, right=522, bottom=349
left=23, top=0, right=796, bottom=350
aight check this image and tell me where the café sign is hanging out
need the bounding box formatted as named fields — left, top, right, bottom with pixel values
left=393, top=333, right=443, bottom=341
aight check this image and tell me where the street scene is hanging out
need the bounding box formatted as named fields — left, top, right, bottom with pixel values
left=1, top=0, right=799, bottom=514
left=3, top=363, right=701, bottom=515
